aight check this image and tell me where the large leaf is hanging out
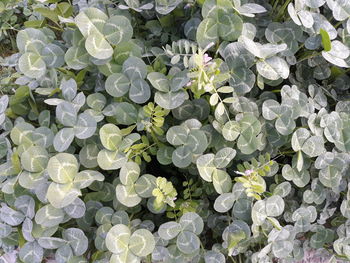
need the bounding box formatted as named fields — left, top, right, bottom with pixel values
left=186, top=130, right=208, bottom=154
left=41, top=43, right=65, bottom=68
left=222, top=121, right=240, bottom=141
left=266, top=195, right=285, bottom=217
left=19, top=241, right=43, bottom=263
left=204, top=251, right=226, bottom=263
left=212, top=170, right=232, bottom=194
left=38, top=237, right=66, bottom=249
left=110, top=251, right=139, bottom=263
left=129, top=79, right=151, bottom=104
left=97, top=150, right=127, bottom=170
left=64, top=198, right=86, bottom=219
left=196, top=154, right=216, bottom=182
left=103, top=16, right=133, bottom=45
left=0, top=205, right=25, bottom=226
left=105, top=73, right=130, bottom=98
left=116, top=184, right=142, bottom=207
left=21, top=146, right=49, bottom=173
left=147, top=72, right=169, bottom=92
left=79, top=144, right=99, bottom=168
left=35, top=204, right=65, bottom=227
left=214, top=193, right=235, bottom=213
left=10, top=122, right=34, bottom=146
left=129, top=229, right=155, bottom=257
left=166, top=126, right=189, bottom=145
left=53, top=128, right=75, bottom=152
left=56, top=101, right=77, bottom=127
left=322, top=40, right=350, bottom=67
left=134, top=174, right=157, bottom=198
left=65, top=45, right=89, bottom=70
left=85, top=32, right=113, bottom=60
left=158, top=222, right=181, bottom=240
left=214, top=147, right=236, bottom=168
left=172, top=145, right=192, bottom=168
left=176, top=231, right=200, bottom=254
left=114, top=102, right=138, bottom=125
left=47, top=182, right=81, bottom=208
left=196, top=18, right=219, bottom=49
left=240, top=36, right=287, bottom=58
left=74, top=170, right=104, bottom=189
left=16, top=28, right=48, bottom=54
left=19, top=52, right=47, bottom=79
left=14, top=195, right=35, bottom=219
left=256, top=56, right=289, bottom=80
left=217, top=13, right=243, bottom=41
left=74, top=113, right=97, bottom=139
left=99, top=123, right=122, bottom=151
left=105, top=224, right=131, bottom=254
left=155, top=90, right=188, bottom=110
left=155, top=0, right=182, bottom=14
left=120, top=161, right=140, bottom=185
left=63, top=228, right=88, bottom=256
left=123, top=56, right=147, bottom=80
left=74, top=7, right=107, bottom=37
left=179, top=212, right=204, bottom=235
left=47, top=153, right=79, bottom=184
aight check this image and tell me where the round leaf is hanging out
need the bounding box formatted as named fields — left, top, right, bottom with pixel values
left=176, top=231, right=200, bottom=254
left=105, top=224, right=131, bottom=254
left=129, top=229, right=155, bottom=257
left=47, top=153, right=79, bottom=184
left=21, top=146, right=48, bottom=172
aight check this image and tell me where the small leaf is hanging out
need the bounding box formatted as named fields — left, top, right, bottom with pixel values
left=320, top=28, right=331, bottom=51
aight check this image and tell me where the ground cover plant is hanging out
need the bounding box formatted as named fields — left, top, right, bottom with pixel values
left=1, top=0, right=350, bottom=262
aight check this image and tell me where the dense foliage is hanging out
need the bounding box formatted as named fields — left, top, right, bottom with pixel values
left=1, top=0, right=350, bottom=262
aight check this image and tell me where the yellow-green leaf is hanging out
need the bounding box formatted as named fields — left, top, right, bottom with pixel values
left=320, top=28, right=331, bottom=52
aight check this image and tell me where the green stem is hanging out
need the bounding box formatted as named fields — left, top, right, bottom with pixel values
left=261, top=228, right=269, bottom=238
left=278, top=150, right=295, bottom=155
left=229, top=256, right=236, bottom=263
left=275, top=0, right=292, bottom=21
left=272, top=0, right=280, bottom=14
left=150, top=130, right=162, bottom=147
left=334, top=20, right=343, bottom=29
left=128, top=143, right=156, bottom=160
left=200, top=241, right=206, bottom=253
left=173, top=207, right=178, bottom=220
left=271, top=89, right=281, bottom=93
left=145, top=255, right=152, bottom=263
left=297, top=52, right=320, bottom=63
left=105, top=4, right=110, bottom=17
